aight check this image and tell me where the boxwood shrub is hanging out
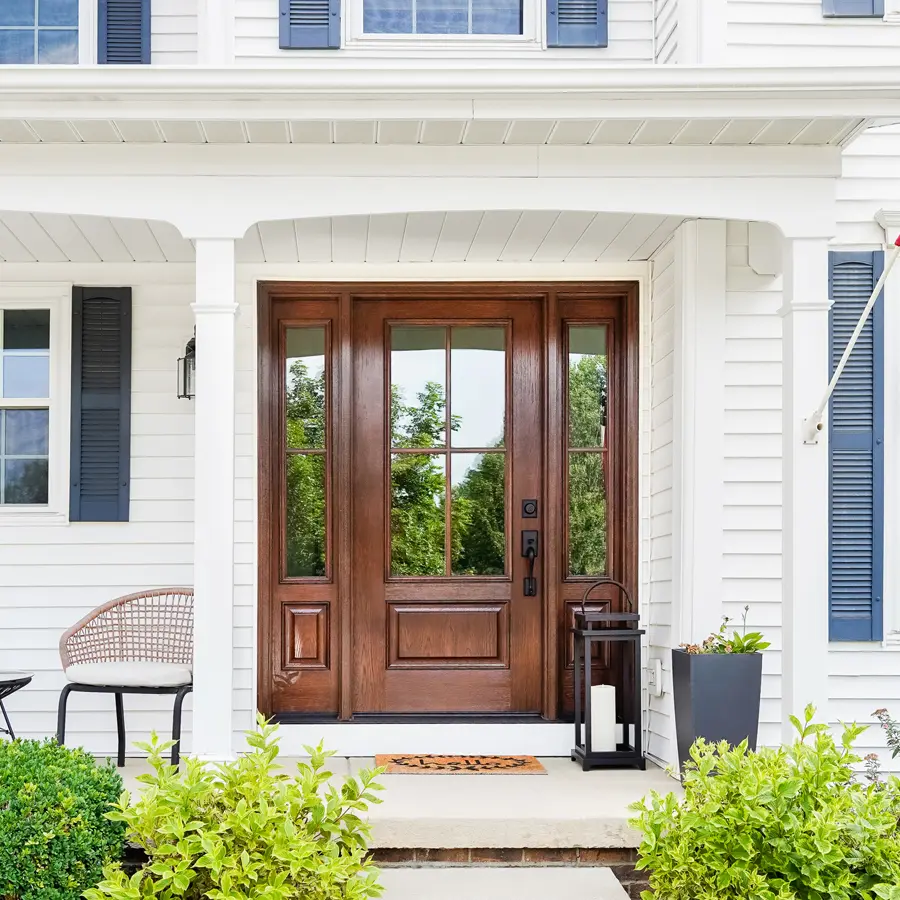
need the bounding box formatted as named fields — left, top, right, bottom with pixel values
left=0, top=739, right=125, bottom=900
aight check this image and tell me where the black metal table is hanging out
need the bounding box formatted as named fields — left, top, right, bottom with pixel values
left=0, top=671, right=33, bottom=739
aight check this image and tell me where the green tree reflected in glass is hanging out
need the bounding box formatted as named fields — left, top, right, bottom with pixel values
left=567, top=326, right=608, bottom=577
left=284, top=328, right=328, bottom=578
left=451, top=452, right=505, bottom=576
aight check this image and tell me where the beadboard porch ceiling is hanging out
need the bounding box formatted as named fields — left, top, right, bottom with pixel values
left=0, top=117, right=863, bottom=147
left=0, top=211, right=685, bottom=264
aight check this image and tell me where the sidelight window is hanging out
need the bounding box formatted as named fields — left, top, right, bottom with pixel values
left=566, top=324, right=608, bottom=577
left=284, top=326, right=329, bottom=579
left=389, top=325, right=507, bottom=578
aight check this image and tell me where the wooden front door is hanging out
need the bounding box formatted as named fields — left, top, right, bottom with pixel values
left=258, top=284, right=638, bottom=722
left=352, top=297, right=542, bottom=714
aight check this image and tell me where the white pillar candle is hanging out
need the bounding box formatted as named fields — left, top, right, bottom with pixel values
left=590, top=684, right=617, bottom=752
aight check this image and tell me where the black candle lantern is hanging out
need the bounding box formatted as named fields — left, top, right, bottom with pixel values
left=571, top=578, right=646, bottom=770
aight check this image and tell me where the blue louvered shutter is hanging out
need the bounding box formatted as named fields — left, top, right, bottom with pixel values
left=823, top=0, right=883, bottom=16
left=547, top=0, right=607, bottom=46
left=280, top=0, right=341, bottom=48
left=99, top=0, right=151, bottom=64
left=828, top=251, right=884, bottom=641
left=70, top=288, right=132, bottom=523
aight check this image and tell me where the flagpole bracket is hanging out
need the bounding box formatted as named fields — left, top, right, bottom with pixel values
left=802, top=415, right=824, bottom=445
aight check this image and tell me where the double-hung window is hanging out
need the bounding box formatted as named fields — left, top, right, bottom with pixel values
left=0, top=289, right=69, bottom=520
left=0, top=0, right=79, bottom=64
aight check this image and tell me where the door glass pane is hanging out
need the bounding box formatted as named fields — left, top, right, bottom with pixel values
left=391, top=327, right=446, bottom=449
left=285, top=454, right=327, bottom=578
left=451, top=327, right=505, bottom=449
left=451, top=452, right=506, bottom=576
left=568, top=452, right=607, bottom=576
left=285, top=328, right=326, bottom=449
left=568, top=326, right=608, bottom=448
left=391, top=452, right=446, bottom=576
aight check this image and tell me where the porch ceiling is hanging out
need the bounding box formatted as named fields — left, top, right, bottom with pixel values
left=0, top=211, right=686, bottom=264
left=0, top=117, right=862, bottom=147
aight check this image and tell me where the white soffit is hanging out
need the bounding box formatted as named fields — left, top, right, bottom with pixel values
left=0, top=211, right=685, bottom=264
left=0, top=117, right=863, bottom=147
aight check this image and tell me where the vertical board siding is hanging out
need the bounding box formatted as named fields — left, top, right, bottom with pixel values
left=235, top=0, right=653, bottom=61
left=728, top=0, right=900, bottom=65
left=152, top=0, right=199, bottom=64
left=828, top=252, right=884, bottom=642
left=646, top=234, right=676, bottom=764
left=724, top=220, right=783, bottom=750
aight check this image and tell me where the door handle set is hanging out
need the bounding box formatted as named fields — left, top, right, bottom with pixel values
left=522, top=529, right=539, bottom=597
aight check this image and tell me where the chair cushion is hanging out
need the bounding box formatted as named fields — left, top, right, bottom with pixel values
left=65, top=662, right=192, bottom=688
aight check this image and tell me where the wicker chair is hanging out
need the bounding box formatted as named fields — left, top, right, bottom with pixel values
left=56, top=589, right=193, bottom=767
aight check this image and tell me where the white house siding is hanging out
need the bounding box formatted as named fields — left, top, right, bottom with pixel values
left=152, top=0, right=199, bottom=65
left=828, top=122, right=900, bottom=766
left=654, top=0, right=678, bottom=62
left=727, top=0, right=900, bottom=65
left=233, top=0, right=654, bottom=62
left=0, top=270, right=196, bottom=755
left=723, top=220, right=784, bottom=750
left=646, top=233, right=676, bottom=764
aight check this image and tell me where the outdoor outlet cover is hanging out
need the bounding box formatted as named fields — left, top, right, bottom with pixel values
left=649, top=658, right=663, bottom=697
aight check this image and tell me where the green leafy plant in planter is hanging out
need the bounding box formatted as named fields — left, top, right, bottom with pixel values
left=679, top=606, right=770, bottom=655
left=84, top=715, right=384, bottom=900
left=0, top=739, right=125, bottom=900
left=629, top=705, right=900, bottom=900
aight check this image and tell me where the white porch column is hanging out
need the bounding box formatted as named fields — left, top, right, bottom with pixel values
left=191, top=238, right=238, bottom=760
left=780, top=237, right=831, bottom=741
left=672, top=220, right=727, bottom=646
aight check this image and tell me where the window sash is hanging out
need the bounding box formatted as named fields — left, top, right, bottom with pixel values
left=0, top=288, right=70, bottom=520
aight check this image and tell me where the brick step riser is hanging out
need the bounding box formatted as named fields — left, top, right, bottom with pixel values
left=370, top=848, right=648, bottom=898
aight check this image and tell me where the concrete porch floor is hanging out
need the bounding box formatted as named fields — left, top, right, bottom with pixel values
left=113, top=756, right=677, bottom=849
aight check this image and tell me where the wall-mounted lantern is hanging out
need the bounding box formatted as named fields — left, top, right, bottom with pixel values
left=177, top=333, right=196, bottom=400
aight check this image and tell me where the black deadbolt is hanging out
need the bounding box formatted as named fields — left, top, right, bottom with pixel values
left=522, top=499, right=538, bottom=518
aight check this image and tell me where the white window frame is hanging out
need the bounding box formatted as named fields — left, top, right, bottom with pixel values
left=0, top=285, right=70, bottom=525
left=344, top=0, right=544, bottom=49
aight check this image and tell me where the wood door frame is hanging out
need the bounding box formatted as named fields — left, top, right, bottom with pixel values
left=257, top=281, right=640, bottom=722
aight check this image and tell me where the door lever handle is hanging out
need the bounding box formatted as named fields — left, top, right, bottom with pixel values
left=522, top=530, right=539, bottom=597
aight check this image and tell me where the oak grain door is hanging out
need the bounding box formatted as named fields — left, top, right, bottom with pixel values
left=352, top=297, right=543, bottom=714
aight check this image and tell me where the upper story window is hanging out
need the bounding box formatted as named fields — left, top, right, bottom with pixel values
left=363, top=0, right=522, bottom=35
left=0, top=0, right=79, bottom=63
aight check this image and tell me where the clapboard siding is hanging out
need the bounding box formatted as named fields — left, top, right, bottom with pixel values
left=646, top=233, right=676, bottom=764
left=152, top=0, right=198, bottom=64
left=828, top=122, right=900, bottom=770
left=728, top=0, right=900, bottom=65
left=234, top=0, right=654, bottom=61
left=724, top=219, right=783, bottom=750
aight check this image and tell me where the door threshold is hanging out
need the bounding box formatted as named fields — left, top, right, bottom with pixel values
left=272, top=720, right=576, bottom=757
left=274, top=713, right=548, bottom=725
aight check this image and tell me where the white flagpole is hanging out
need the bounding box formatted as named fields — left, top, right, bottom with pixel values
left=803, top=234, right=900, bottom=444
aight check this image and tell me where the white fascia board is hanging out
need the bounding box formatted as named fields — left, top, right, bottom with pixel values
left=0, top=65, right=900, bottom=118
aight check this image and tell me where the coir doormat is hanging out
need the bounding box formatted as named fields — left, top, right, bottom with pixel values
left=375, top=754, right=547, bottom=774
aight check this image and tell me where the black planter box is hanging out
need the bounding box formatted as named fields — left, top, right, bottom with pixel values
left=672, top=649, right=763, bottom=771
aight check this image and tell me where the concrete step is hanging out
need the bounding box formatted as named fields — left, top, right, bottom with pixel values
left=379, top=867, right=630, bottom=899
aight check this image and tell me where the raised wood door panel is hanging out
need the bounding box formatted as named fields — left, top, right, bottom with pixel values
left=352, top=297, right=543, bottom=714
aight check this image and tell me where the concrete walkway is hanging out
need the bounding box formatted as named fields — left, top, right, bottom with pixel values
left=115, top=755, right=677, bottom=849
left=380, top=867, right=630, bottom=899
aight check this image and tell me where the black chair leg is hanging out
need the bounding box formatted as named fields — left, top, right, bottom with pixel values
left=1, top=700, right=14, bottom=740
left=171, top=685, right=192, bottom=767
left=114, top=693, right=125, bottom=768
left=56, top=684, right=75, bottom=746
